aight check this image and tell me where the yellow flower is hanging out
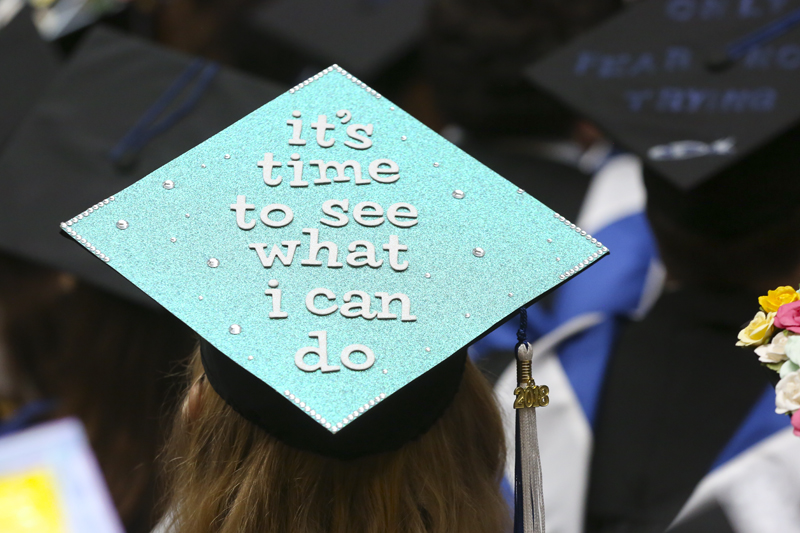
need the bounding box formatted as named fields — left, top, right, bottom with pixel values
left=737, top=311, right=776, bottom=346
left=759, top=286, right=800, bottom=313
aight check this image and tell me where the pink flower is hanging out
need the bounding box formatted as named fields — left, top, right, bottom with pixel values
left=775, top=301, right=800, bottom=334
left=792, top=411, right=800, bottom=437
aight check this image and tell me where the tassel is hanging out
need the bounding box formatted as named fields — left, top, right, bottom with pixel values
left=513, top=308, right=547, bottom=533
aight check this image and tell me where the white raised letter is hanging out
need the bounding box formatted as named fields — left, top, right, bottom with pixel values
left=260, top=204, right=294, bottom=228
left=249, top=241, right=301, bottom=267
left=287, top=117, right=307, bottom=146
left=320, top=199, right=349, bottom=227
left=230, top=195, right=256, bottom=230
left=375, top=292, right=417, bottom=322
left=295, top=331, right=339, bottom=373
left=311, top=115, right=335, bottom=148
left=387, top=203, right=418, bottom=228
left=305, top=288, right=338, bottom=316
left=346, top=241, right=383, bottom=268
left=340, top=344, right=375, bottom=371
left=344, top=124, right=373, bottom=150
left=340, top=291, right=377, bottom=319
left=265, top=283, right=288, bottom=318
left=353, top=201, right=384, bottom=227
left=288, top=153, right=308, bottom=187
left=382, top=235, right=408, bottom=271
left=301, top=228, right=343, bottom=268
left=368, top=159, right=400, bottom=184
left=258, top=153, right=283, bottom=186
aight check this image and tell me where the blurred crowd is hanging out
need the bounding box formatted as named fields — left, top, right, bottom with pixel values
left=1, top=0, right=800, bottom=532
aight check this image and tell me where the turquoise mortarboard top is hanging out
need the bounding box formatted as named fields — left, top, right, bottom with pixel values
left=60, top=65, right=607, bottom=443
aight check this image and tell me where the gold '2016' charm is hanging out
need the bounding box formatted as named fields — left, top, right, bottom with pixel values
left=513, top=380, right=549, bottom=409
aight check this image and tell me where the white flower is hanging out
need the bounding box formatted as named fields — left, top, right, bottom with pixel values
left=775, top=371, right=800, bottom=414
left=755, top=330, right=793, bottom=363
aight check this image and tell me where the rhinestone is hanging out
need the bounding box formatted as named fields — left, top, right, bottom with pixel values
left=87, top=208, right=93, bottom=213
left=382, top=369, right=388, bottom=374
left=380, top=393, right=386, bottom=399
left=300, top=402, right=306, bottom=408
left=325, top=423, right=331, bottom=429
left=229, top=324, right=242, bottom=335
left=310, top=409, right=315, bottom=415
left=508, top=293, right=513, bottom=297
left=224, top=154, right=231, bottom=159
left=89, top=246, right=96, bottom=251
left=452, top=189, right=465, bottom=199
left=185, top=213, right=190, bottom=218
left=337, top=423, right=343, bottom=428
left=596, top=242, right=603, bottom=247
left=433, top=162, right=440, bottom=167
left=116, top=220, right=129, bottom=230
left=554, top=213, right=560, bottom=217
left=201, top=164, right=206, bottom=168
left=390, top=106, right=395, bottom=110
left=602, top=247, right=609, bottom=252
left=401, top=135, right=407, bottom=141
left=103, top=199, right=109, bottom=205
left=581, top=230, right=587, bottom=236
left=348, top=414, right=354, bottom=420
left=556, top=257, right=561, bottom=261
left=465, top=313, right=471, bottom=318
left=103, top=257, right=110, bottom=262
left=289, top=394, right=295, bottom=400
left=517, top=188, right=524, bottom=194
left=591, top=238, right=597, bottom=243
left=66, top=221, right=72, bottom=226
left=424, top=273, right=431, bottom=279
left=570, top=223, right=576, bottom=229
left=369, top=400, right=375, bottom=406
left=170, top=237, right=177, bottom=243
left=71, top=218, right=77, bottom=223
left=547, top=238, right=553, bottom=243
left=83, top=211, right=88, bottom=216
left=294, top=398, right=300, bottom=404
left=60, top=222, right=67, bottom=228
left=77, top=214, right=83, bottom=220
left=163, top=180, right=175, bottom=190
left=284, top=390, right=290, bottom=396
left=109, top=196, right=115, bottom=201
left=473, top=247, right=485, bottom=257
left=198, top=296, right=204, bottom=300
left=425, top=347, right=431, bottom=352
left=358, top=407, right=364, bottom=413
left=80, top=238, right=87, bottom=244
left=559, top=216, right=565, bottom=221
left=248, top=356, right=254, bottom=360
left=207, top=258, right=220, bottom=268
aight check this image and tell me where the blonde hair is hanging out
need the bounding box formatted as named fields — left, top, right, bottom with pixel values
left=162, top=350, right=510, bottom=533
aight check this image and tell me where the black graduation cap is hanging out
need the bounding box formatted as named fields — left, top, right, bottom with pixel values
left=246, top=0, right=431, bottom=78
left=0, top=6, right=59, bottom=151
left=0, top=26, right=284, bottom=304
left=527, top=0, right=800, bottom=191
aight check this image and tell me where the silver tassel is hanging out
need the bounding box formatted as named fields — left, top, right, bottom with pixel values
left=516, top=343, right=547, bottom=533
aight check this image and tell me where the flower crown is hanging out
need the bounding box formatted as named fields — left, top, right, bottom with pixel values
left=737, top=286, right=800, bottom=436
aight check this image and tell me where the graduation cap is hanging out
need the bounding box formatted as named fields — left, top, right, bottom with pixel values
left=0, top=5, right=59, bottom=151
left=526, top=0, right=800, bottom=191
left=0, top=26, right=284, bottom=304
left=58, top=64, right=607, bottom=464
left=246, top=0, right=431, bottom=78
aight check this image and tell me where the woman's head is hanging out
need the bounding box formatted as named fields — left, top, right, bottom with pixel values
left=162, top=349, right=509, bottom=533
